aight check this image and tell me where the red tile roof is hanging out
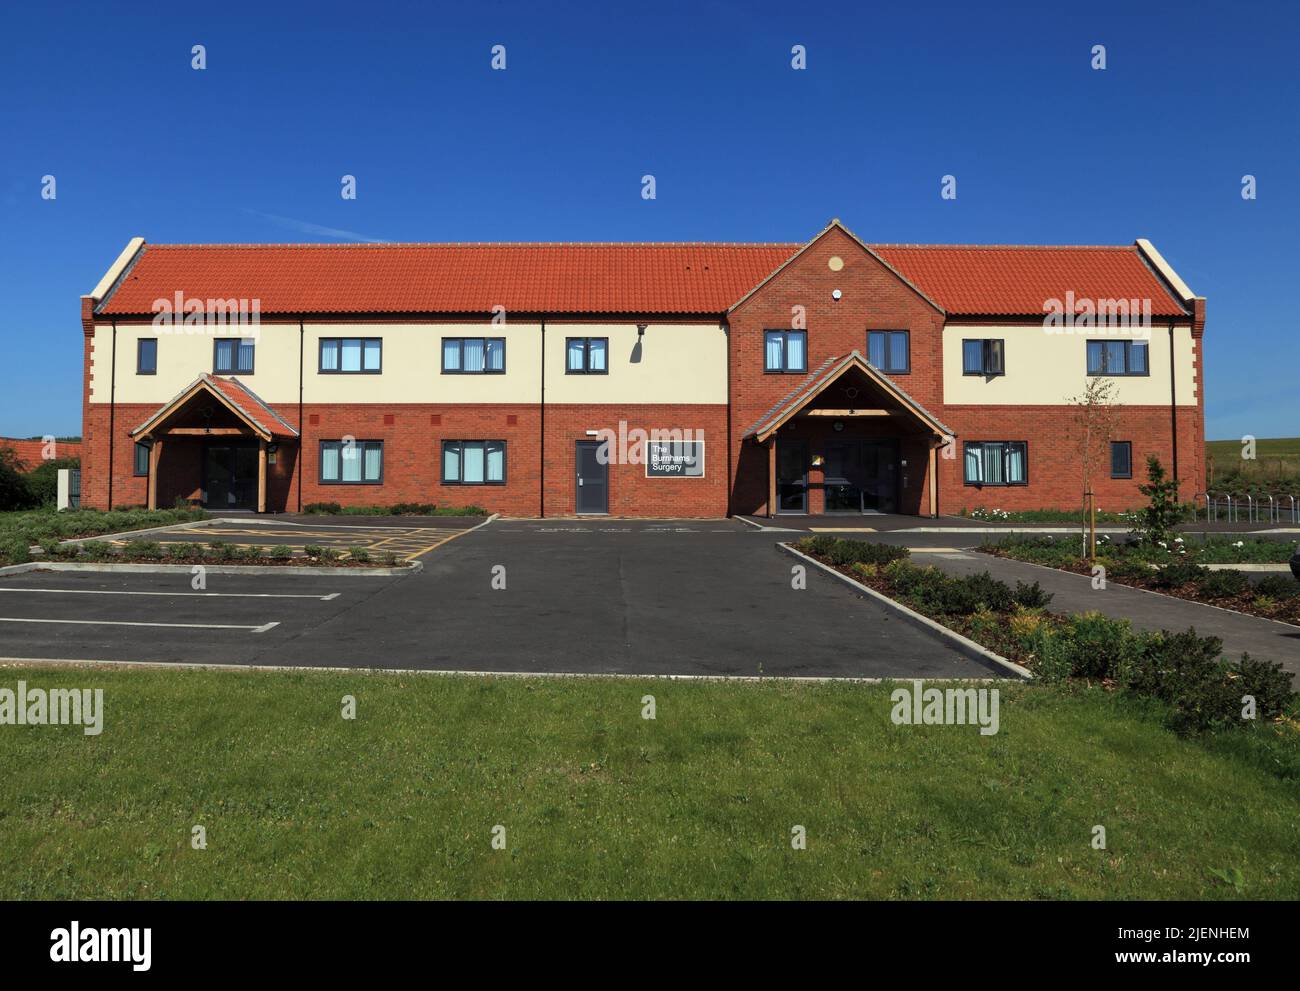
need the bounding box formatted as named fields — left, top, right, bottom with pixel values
left=99, top=243, right=799, bottom=316
left=96, top=239, right=1190, bottom=318
left=872, top=244, right=1188, bottom=317
left=0, top=438, right=82, bottom=469
left=129, top=375, right=300, bottom=440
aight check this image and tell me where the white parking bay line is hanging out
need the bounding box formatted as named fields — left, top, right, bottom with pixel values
left=0, top=617, right=281, bottom=633
left=0, top=587, right=339, bottom=601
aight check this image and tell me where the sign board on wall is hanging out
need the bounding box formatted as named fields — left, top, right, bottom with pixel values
left=645, top=440, right=705, bottom=477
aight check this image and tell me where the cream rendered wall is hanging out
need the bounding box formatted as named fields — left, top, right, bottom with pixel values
left=942, top=324, right=1197, bottom=406
left=89, top=320, right=726, bottom=406
left=544, top=322, right=726, bottom=405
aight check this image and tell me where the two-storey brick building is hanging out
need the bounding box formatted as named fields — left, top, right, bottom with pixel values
left=79, top=220, right=1205, bottom=518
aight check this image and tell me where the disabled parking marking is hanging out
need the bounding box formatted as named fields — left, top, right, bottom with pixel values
left=0, top=617, right=281, bottom=633
left=0, top=587, right=340, bottom=600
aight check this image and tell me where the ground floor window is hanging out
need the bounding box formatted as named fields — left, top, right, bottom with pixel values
left=320, top=440, right=383, bottom=484
left=442, top=440, right=505, bottom=485
left=1110, top=440, right=1133, bottom=478
left=963, top=441, right=1027, bottom=486
left=133, top=442, right=150, bottom=476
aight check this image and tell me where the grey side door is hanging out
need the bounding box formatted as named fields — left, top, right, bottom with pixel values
left=575, top=440, right=608, bottom=514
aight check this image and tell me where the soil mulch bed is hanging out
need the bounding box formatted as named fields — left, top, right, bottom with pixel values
left=977, top=548, right=1300, bottom=627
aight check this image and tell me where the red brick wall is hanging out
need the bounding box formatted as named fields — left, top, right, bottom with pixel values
left=82, top=401, right=729, bottom=517
left=0, top=438, right=82, bottom=469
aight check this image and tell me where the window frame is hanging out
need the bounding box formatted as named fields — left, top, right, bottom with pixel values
left=564, top=337, right=610, bottom=375
left=136, top=338, right=158, bottom=375
left=1086, top=339, right=1149, bottom=377
left=763, top=329, right=808, bottom=374
left=961, top=338, right=1005, bottom=377
left=133, top=442, right=150, bottom=477
left=318, top=337, right=383, bottom=375
left=441, top=337, right=506, bottom=375
left=1110, top=440, right=1133, bottom=479
left=440, top=439, right=507, bottom=486
left=213, top=337, right=256, bottom=375
left=962, top=440, right=1029, bottom=487
left=867, top=330, right=911, bottom=374
left=318, top=439, right=384, bottom=485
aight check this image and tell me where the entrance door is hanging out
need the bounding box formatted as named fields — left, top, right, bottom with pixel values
left=823, top=439, right=898, bottom=513
left=775, top=439, right=808, bottom=514
left=204, top=442, right=259, bottom=510
left=575, top=440, right=608, bottom=514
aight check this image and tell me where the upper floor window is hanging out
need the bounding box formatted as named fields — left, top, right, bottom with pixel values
left=443, top=337, right=505, bottom=374
left=214, top=338, right=255, bottom=374
left=137, top=338, right=157, bottom=375
left=320, top=337, right=382, bottom=374
left=1110, top=441, right=1133, bottom=479
left=764, top=330, right=807, bottom=373
left=1087, top=339, right=1148, bottom=376
left=867, top=330, right=909, bottom=373
left=566, top=337, right=608, bottom=374
left=962, top=339, right=1004, bottom=376
left=319, top=440, right=383, bottom=484
left=963, top=441, right=1027, bottom=486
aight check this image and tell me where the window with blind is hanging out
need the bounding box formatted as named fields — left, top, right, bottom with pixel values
left=566, top=338, right=608, bottom=374
left=963, top=441, right=1028, bottom=486
left=319, top=338, right=382, bottom=374
left=319, top=440, right=384, bottom=484
left=763, top=330, right=807, bottom=373
left=1086, top=339, right=1148, bottom=376
left=442, top=338, right=505, bottom=374
left=213, top=338, right=255, bottom=374
left=867, top=330, right=910, bottom=373
left=961, top=339, right=1005, bottom=376
left=441, top=440, right=506, bottom=485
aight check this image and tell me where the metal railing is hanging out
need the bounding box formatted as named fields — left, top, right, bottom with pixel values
left=1198, top=492, right=1300, bottom=524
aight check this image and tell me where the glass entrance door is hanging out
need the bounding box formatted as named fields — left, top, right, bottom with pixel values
left=822, top=439, right=898, bottom=513
left=775, top=439, right=808, bottom=514
left=203, top=443, right=259, bottom=510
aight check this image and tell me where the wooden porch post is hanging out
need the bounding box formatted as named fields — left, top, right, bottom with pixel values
left=257, top=438, right=268, bottom=514
left=147, top=438, right=161, bottom=511
left=767, top=438, right=777, bottom=518
left=928, top=443, right=938, bottom=519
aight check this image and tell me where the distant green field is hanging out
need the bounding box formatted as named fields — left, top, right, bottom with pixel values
left=1207, top=437, right=1300, bottom=492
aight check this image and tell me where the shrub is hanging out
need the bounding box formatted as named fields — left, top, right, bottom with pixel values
left=303, top=502, right=342, bottom=515
left=1150, top=561, right=1208, bottom=589
left=1229, top=653, right=1296, bottom=722
left=1012, top=580, right=1053, bottom=609
left=1253, top=574, right=1300, bottom=599
left=1058, top=611, right=1141, bottom=680
left=388, top=503, right=436, bottom=515
left=0, top=449, right=32, bottom=511
left=269, top=544, right=292, bottom=560
left=827, top=539, right=909, bottom=567
left=22, top=456, right=80, bottom=507
left=303, top=545, right=324, bottom=558
left=79, top=541, right=114, bottom=560
left=165, top=542, right=200, bottom=560
left=961, top=571, right=1014, bottom=612
left=348, top=546, right=370, bottom=563
left=1124, top=627, right=1225, bottom=709
left=1196, top=569, right=1250, bottom=599
left=0, top=537, right=33, bottom=564
left=1132, top=456, right=1182, bottom=547
left=799, top=535, right=839, bottom=557
left=241, top=545, right=265, bottom=560
left=383, top=551, right=400, bottom=566
left=122, top=540, right=164, bottom=560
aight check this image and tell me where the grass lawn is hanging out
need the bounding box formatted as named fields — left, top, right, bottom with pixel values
left=1207, top=436, right=1300, bottom=493
left=1, top=666, right=1296, bottom=899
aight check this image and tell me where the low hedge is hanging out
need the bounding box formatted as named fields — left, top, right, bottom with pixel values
left=798, top=537, right=1296, bottom=734
left=302, top=502, right=488, bottom=517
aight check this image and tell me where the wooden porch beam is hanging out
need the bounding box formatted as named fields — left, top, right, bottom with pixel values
left=257, top=438, right=268, bottom=514
left=147, top=438, right=161, bottom=511
left=767, top=439, right=777, bottom=519
left=928, top=445, right=938, bottom=518
left=801, top=409, right=892, bottom=417
left=159, top=426, right=250, bottom=436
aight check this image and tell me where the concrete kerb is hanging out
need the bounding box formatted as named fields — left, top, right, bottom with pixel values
left=778, top=542, right=1033, bottom=681
left=0, top=560, right=421, bottom=578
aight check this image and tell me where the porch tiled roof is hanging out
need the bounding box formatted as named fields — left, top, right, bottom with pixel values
left=129, top=374, right=299, bottom=440
left=743, top=351, right=953, bottom=440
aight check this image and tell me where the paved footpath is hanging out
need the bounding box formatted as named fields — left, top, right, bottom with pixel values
left=922, top=550, right=1300, bottom=682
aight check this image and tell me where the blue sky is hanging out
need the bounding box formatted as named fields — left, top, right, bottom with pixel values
left=1, top=0, right=1296, bottom=439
